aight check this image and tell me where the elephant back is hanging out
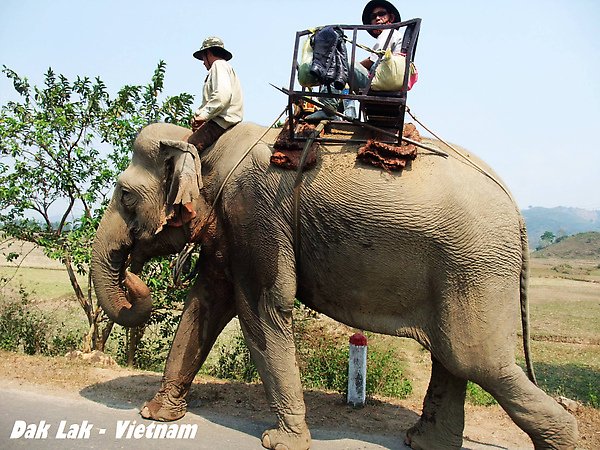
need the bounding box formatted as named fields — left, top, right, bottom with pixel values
left=204, top=121, right=518, bottom=229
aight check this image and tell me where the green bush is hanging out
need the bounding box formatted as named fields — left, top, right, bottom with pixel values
left=300, top=335, right=412, bottom=399
left=466, top=381, right=497, bottom=406
left=110, top=314, right=181, bottom=371
left=0, top=288, right=81, bottom=356
left=0, top=288, right=48, bottom=354
left=301, top=338, right=349, bottom=392
left=366, top=347, right=413, bottom=398
left=205, top=322, right=413, bottom=399
left=133, top=336, right=173, bottom=372
left=208, top=333, right=260, bottom=383
left=48, top=328, right=82, bottom=356
left=588, top=385, right=599, bottom=408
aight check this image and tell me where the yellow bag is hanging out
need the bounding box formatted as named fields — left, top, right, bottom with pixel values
left=298, top=36, right=320, bottom=87
left=371, top=50, right=418, bottom=91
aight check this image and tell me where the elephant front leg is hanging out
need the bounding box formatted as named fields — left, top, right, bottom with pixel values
left=236, top=282, right=310, bottom=450
left=405, top=355, right=467, bottom=450
left=141, top=282, right=235, bottom=421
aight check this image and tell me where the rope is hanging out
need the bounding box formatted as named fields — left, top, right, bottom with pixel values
left=342, top=36, right=384, bottom=56
left=172, top=107, right=288, bottom=286
left=306, top=28, right=381, bottom=56
left=209, top=107, right=287, bottom=216
left=405, top=106, right=515, bottom=203
left=173, top=104, right=513, bottom=285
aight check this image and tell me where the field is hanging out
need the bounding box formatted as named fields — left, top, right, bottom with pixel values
left=0, top=241, right=599, bottom=448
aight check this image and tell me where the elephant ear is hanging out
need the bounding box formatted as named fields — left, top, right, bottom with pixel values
left=159, top=140, right=203, bottom=228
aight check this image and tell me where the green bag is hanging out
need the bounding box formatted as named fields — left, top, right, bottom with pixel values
left=298, top=36, right=320, bottom=88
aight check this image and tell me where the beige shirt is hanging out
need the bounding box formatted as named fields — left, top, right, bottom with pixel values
left=195, top=59, right=243, bottom=129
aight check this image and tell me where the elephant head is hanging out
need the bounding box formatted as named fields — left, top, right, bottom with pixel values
left=91, top=123, right=205, bottom=327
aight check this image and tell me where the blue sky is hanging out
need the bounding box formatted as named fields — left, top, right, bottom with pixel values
left=1, top=0, right=599, bottom=209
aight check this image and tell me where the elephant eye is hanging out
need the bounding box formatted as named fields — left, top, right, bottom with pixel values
left=121, top=188, right=138, bottom=210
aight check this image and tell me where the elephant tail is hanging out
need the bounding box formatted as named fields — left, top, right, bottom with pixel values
left=520, top=217, right=537, bottom=385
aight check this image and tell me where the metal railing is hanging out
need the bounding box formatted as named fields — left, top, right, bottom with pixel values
left=284, top=18, right=421, bottom=144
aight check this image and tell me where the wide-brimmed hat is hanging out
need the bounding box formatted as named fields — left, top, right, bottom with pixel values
left=362, top=0, right=401, bottom=25
left=193, top=36, right=233, bottom=61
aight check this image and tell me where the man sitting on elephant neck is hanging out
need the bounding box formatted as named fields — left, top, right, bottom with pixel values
left=187, top=37, right=244, bottom=153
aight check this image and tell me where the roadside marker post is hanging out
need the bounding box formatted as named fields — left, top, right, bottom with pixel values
left=347, top=333, right=368, bottom=407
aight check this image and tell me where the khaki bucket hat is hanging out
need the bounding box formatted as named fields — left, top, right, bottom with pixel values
left=193, top=36, right=233, bottom=61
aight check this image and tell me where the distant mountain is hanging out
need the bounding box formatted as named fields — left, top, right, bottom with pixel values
left=521, top=207, right=600, bottom=249
left=532, top=231, right=600, bottom=260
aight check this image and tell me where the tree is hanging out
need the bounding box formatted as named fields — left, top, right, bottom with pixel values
left=0, top=62, right=193, bottom=352
left=536, top=230, right=556, bottom=251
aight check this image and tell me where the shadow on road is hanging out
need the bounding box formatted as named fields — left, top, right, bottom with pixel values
left=80, top=374, right=420, bottom=448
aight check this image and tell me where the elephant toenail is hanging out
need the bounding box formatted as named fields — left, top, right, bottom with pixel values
left=261, top=432, right=271, bottom=449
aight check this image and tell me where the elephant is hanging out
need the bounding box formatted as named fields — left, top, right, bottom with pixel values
left=91, top=121, right=578, bottom=450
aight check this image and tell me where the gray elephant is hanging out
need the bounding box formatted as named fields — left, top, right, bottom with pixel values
left=91, top=121, right=578, bottom=450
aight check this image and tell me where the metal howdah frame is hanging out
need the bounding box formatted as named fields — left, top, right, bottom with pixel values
left=285, top=18, right=421, bottom=144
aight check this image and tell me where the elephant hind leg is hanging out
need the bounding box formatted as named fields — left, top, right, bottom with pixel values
left=477, top=364, right=578, bottom=449
left=405, top=355, right=466, bottom=450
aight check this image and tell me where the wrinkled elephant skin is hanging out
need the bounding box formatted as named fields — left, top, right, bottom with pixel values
left=92, top=122, right=578, bottom=450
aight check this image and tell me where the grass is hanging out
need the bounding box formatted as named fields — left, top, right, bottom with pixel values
left=0, top=266, right=77, bottom=300
left=527, top=268, right=600, bottom=342
left=0, top=266, right=88, bottom=337
left=467, top=382, right=497, bottom=406
left=515, top=339, right=600, bottom=407
left=529, top=257, right=600, bottom=283
left=523, top=258, right=600, bottom=406
left=530, top=300, right=600, bottom=342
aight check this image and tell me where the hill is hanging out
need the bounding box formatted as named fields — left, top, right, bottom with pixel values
left=532, top=231, right=600, bottom=260
left=522, top=207, right=600, bottom=249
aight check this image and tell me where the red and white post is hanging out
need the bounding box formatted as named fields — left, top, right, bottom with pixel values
left=347, top=332, right=368, bottom=407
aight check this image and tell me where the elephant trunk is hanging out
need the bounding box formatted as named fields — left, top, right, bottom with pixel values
left=91, top=207, right=153, bottom=327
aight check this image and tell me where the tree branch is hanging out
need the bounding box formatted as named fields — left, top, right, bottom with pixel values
left=56, top=195, right=76, bottom=234
left=64, top=254, right=92, bottom=324
left=29, top=202, right=53, bottom=230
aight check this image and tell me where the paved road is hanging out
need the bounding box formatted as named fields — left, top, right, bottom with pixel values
left=0, top=386, right=511, bottom=449
left=0, top=386, right=405, bottom=449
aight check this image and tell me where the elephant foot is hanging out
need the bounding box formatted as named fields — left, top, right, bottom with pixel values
left=261, top=414, right=311, bottom=450
left=405, top=416, right=462, bottom=450
left=140, top=382, right=188, bottom=422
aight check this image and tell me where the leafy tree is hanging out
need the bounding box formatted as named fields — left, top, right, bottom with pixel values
left=0, top=62, right=193, bottom=352
left=536, top=230, right=557, bottom=251
left=540, top=231, right=556, bottom=242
